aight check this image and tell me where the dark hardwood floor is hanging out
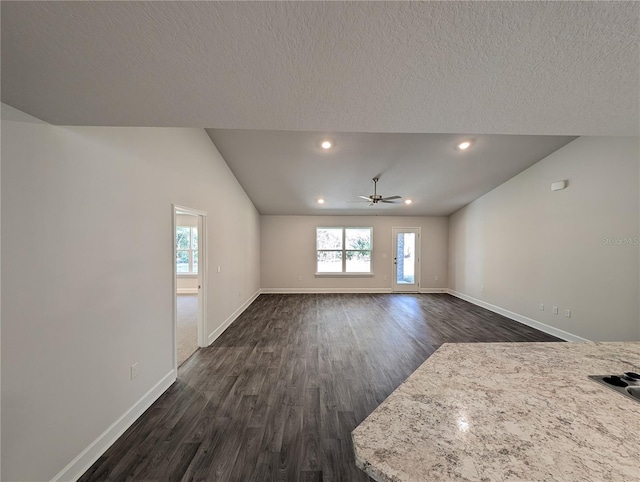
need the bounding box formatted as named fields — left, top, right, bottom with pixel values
left=80, top=293, right=562, bottom=481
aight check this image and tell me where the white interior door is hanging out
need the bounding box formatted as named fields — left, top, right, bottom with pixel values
left=196, top=214, right=205, bottom=347
left=173, top=205, right=207, bottom=370
left=392, top=227, right=420, bottom=292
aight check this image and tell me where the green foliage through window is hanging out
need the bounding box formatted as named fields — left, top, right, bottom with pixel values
left=317, top=227, right=372, bottom=273
left=176, top=226, right=198, bottom=274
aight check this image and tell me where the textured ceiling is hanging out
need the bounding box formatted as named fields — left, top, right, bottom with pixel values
left=2, top=1, right=638, bottom=135
left=1, top=2, right=635, bottom=216
left=208, top=130, right=575, bottom=216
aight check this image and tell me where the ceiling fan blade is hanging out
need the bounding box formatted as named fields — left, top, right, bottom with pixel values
left=358, top=195, right=372, bottom=201
left=381, top=195, right=401, bottom=201
left=381, top=200, right=399, bottom=203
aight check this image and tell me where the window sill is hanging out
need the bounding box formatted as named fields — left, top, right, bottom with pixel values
left=177, top=273, right=198, bottom=278
left=315, top=272, right=374, bottom=278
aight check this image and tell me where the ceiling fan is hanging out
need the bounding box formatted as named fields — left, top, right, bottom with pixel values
left=358, top=177, right=402, bottom=205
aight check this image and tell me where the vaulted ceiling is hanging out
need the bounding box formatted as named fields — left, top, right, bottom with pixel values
left=208, top=130, right=575, bottom=215
left=2, top=1, right=637, bottom=215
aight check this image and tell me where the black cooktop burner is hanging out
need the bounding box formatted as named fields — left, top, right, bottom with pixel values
left=589, top=374, right=639, bottom=403
left=624, top=372, right=640, bottom=380
left=603, top=376, right=628, bottom=388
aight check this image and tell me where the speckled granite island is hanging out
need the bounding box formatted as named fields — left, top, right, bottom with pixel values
left=352, top=342, right=640, bottom=481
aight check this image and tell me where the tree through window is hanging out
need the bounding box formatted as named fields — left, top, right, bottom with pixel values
left=316, top=227, right=372, bottom=273
left=176, top=226, right=198, bottom=274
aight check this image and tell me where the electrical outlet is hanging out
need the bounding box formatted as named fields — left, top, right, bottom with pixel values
left=298, top=275, right=302, bottom=281
left=435, top=275, right=439, bottom=281
left=217, top=266, right=221, bottom=273
left=481, top=285, right=484, bottom=292
left=565, top=310, right=571, bottom=318
left=539, top=303, right=545, bottom=311
left=131, top=362, right=139, bottom=380
left=552, top=306, right=558, bottom=315
left=383, top=274, right=387, bottom=281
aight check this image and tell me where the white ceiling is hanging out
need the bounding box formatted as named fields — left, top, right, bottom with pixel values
left=2, top=1, right=637, bottom=135
left=208, top=130, right=575, bottom=215
left=1, top=2, right=637, bottom=216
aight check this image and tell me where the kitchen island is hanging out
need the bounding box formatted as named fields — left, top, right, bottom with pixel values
left=352, top=342, right=640, bottom=481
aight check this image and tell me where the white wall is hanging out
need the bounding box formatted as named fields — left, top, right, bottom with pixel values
left=261, top=215, right=448, bottom=292
left=177, top=275, right=198, bottom=292
left=448, top=136, right=639, bottom=341
left=1, top=104, right=260, bottom=481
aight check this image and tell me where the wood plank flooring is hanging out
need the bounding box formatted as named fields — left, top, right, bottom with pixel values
left=80, top=293, right=562, bottom=481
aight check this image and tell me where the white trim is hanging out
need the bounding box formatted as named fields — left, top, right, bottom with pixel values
left=314, top=272, right=374, bottom=278
left=172, top=206, right=178, bottom=370
left=177, top=288, right=199, bottom=295
left=198, top=214, right=207, bottom=349
left=446, top=289, right=590, bottom=342
left=207, top=289, right=262, bottom=345
left=51, top=370, right=176, bottom=482
left=173, top=204, right=208, bottom=373
left=261, top=287, right=392, bottom=294
left=174, top=204, right=208, bottom=217
left=419, top=288, right=448, bottom=293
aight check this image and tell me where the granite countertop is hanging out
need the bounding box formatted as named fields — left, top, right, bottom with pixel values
left=352, top=342, right=640, bottom=482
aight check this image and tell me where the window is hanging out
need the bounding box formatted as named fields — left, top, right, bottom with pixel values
left=316, top=227, right=372, bottom=274
left=176, top=226, right=198, bottom=274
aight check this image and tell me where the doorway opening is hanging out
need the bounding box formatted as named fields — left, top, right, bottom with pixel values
left=173, top=205, right=207, bottom=369
left=392, top=227, right=421, bottom=293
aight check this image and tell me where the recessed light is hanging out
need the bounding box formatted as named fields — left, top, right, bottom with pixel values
left=321, top=140, right=332, bottom=149
left=317, top=198, right=325, bottom=204
left=458, top=141, right=471, bottom=150
left=404, top=199, right=413, bottom=205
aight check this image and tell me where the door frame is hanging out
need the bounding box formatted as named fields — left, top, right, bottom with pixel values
left=173, top=204, right=207, bottom=371
left=392, top=227, right=421, bottom=293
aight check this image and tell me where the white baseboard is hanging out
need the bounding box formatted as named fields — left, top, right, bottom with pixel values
left=47, top=287, right=584, bottom=482
left=177, top=288, right=198, bottom=294
left=446, top=289, right=589, bottom=342
left=207, top=289, right=262, bottom=345
left=210, top=287, right=587, bottom=345
left=51, top=369, right=176, bottom=482
left=262, top=288, right=448, bottom=294
left=260, top=287, right=392, bottom=294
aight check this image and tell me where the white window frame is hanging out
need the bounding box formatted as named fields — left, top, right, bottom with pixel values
left=315, top=227, right=374, bottom=277
left=176, top=226, right=198, bottom=275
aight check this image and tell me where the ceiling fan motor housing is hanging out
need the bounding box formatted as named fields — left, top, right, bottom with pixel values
left=357, top=176, right=401, bottom=205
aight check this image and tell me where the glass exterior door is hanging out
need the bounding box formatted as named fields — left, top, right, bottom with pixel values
left=392, top=228, right=420, bottom=292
